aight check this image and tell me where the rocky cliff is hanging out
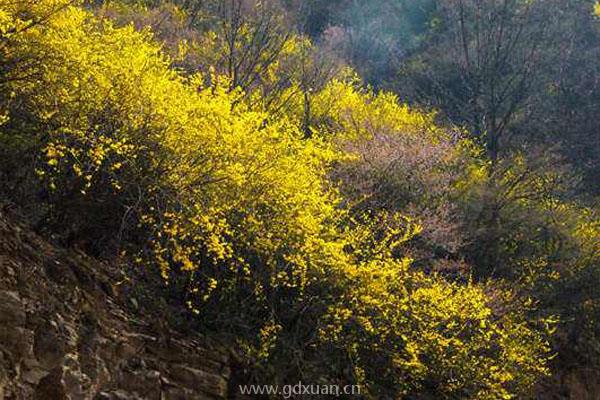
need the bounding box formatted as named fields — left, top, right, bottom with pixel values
left=0, top=210, right=231, bottom=399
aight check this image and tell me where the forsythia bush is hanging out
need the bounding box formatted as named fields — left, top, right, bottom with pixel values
left=0, top=1, right=552, bottom=398
left=319, top=215, right=550, bottom=399
left=310, top=77, right=443, bottom=140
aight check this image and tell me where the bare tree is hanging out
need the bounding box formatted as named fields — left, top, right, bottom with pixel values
left=400, top=0, right=557, bottom=162
left=211, top=0, right=291, bottom=92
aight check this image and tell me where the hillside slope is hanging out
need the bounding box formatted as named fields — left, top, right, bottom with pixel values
left=0, top=209, right=230, bottom=399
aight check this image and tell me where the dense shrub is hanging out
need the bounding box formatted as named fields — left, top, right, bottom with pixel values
left=0, top=1, right=557, bottom=398
left=323, top=82, right=600, bottom=389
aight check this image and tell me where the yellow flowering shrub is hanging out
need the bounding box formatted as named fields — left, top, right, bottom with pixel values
left=0, top=1, right=552, bottom=398
left=315, top=213, right=550, bottom=399
left=531, top=203, right=600, bottom=368
left=321, top=266, right=550, bottom=399
left=309, top=76, right=444, bottom=140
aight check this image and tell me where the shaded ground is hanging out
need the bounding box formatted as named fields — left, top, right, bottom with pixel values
left=0, top=208, right=230, bottom=399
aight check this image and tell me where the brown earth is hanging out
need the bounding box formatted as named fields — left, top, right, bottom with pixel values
left=0, top=210, right=231, bottom=400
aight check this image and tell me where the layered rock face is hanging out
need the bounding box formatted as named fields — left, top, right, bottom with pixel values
left=0, top=211, right=230, bottom=399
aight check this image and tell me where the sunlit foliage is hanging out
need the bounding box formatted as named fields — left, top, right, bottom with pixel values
left=0, top=1, right=570, bottom=398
